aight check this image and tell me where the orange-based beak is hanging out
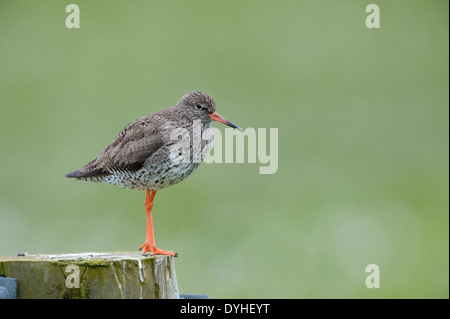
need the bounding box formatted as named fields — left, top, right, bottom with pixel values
left=209, top=112, right=243, bottom=132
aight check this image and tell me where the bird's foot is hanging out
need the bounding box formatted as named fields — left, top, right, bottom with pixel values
left=139, top=242, right=178, bottom=257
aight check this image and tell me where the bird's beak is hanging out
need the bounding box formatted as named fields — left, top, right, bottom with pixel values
left=209, top=112, right=244, bottom=132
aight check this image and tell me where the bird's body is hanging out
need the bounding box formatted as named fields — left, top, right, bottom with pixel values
left=66, top=91, right=242, bottom=256
left=67, top=106, right=212, bottom=191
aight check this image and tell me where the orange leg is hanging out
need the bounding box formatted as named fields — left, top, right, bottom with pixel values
left=139, top=189, right=177, bottom=257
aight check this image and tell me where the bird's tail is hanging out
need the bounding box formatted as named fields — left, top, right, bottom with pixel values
left=65, top=167, right=108, bottom=178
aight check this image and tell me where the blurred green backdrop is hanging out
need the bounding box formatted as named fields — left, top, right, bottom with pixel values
left=0, top=0, right=448, bottom=298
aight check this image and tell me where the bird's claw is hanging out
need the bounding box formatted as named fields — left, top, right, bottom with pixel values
left=140, top=242, right=177, bottom=257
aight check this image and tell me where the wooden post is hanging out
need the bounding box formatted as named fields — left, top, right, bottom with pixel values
left=0, top=252, right=179, bottom=299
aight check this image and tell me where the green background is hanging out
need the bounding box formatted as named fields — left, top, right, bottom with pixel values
left=0, top=1, right=448, bottom=298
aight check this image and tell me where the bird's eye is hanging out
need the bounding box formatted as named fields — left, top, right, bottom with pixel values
left=195, top=104, right=203, bottom=110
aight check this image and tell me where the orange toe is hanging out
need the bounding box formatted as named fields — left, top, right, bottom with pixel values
left=140, top=242, right=177, bottom=257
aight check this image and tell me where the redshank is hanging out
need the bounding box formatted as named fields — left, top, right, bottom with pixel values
left=66, top=91, right=242, bottom=256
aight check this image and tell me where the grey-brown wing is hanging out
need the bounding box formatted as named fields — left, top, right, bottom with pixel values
left=66, top=116, right=165, bottom=178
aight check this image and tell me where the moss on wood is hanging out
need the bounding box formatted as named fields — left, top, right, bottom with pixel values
left=0, top=252, right=179, bottom=299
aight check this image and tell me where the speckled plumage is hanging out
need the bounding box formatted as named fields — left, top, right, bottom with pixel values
left=66, top=91, right=242, bottom=256
left=66, top=91, right=220, bottom=190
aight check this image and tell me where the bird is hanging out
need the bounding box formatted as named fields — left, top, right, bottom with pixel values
left=65, top=91, right=243, bottom=256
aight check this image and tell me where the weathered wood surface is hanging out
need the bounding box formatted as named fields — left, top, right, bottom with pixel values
left=0, top=252, right=179, bottom=299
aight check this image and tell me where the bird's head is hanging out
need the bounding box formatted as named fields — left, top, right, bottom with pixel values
left=177, top=91, right=243, bottom=131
